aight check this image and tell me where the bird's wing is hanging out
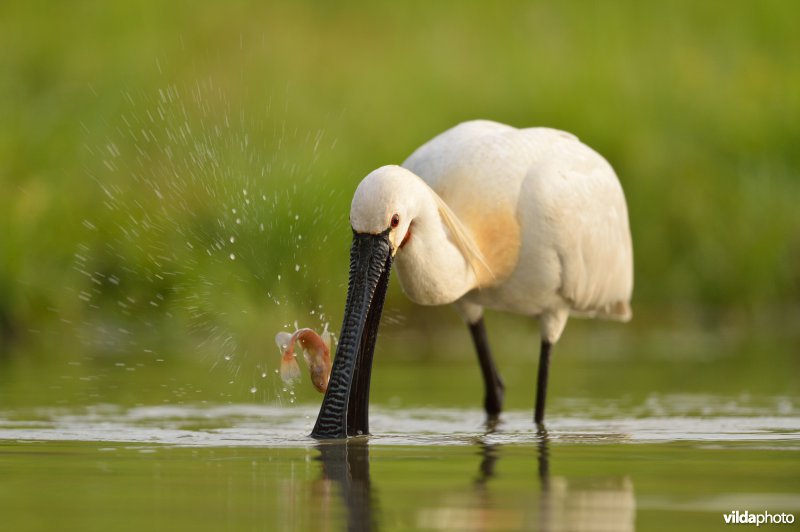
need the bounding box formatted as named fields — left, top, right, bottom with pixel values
left=519, top=130, right=633, bottom=320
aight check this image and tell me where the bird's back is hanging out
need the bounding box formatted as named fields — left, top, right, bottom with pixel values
left=402, top=120, right=633, bottom=321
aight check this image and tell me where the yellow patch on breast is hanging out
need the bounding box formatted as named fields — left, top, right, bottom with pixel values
left=465, top=208, right=521, bottom=287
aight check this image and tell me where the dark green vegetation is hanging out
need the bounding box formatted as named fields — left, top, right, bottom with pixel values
left=1, top=1, right=798, bottom=404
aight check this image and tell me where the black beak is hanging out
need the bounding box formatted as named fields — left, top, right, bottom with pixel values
left=311, top=229, right=392, bottom=439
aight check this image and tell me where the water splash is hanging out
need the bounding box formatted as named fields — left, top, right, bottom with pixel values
left=73, top=79, right=342, bottom=403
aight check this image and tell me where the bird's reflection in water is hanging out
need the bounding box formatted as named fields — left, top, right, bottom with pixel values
left=313, top=431, right=635, bottom=532
left=315, top=438, right=377, bottom=532
left=536, top=430, right=636, bottom=532
left=468, top=431, right=635, bottom=531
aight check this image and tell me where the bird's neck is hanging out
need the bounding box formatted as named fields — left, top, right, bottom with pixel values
left=394, top=191, right=478, bottom=306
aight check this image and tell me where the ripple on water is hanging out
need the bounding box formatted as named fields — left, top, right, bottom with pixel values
left=0, top=395, right=797, bottom=448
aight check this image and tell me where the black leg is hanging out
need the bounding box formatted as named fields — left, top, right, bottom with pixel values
left=534, top=340, right=552, bottom=426
left=468, top=318, right=505, bottom=418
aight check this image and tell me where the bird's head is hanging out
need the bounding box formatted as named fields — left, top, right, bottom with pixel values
left=350, top=165, right=420, bottom=256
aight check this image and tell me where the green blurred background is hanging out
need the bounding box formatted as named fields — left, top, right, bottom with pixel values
left=1, top=1, right=798, bottom=410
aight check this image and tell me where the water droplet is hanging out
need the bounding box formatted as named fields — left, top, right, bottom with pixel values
left=277, top=274, right=281, bottom=281
left=294, top=214, right=299, bottom=221
left=235, top=218, right=241, bottom=224
left=261, top=372, right=267, bottom=378
left=250, top=386, right=257, bottom=394
left=243, top=189, right=248, bottom=196
left=224, top=355, right=231, bottom=361
left=232, top=208, right=237, bottom=214
left=294, top=264, right=300, bottom=272
left=229, top=253, right=236, bottom=260
left=229, top=236, right=235, bottom=243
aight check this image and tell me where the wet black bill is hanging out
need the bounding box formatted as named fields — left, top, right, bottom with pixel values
left=311, top=230, right=392, bottom=439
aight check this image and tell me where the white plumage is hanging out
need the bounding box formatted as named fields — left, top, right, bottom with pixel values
left=352, top=119, right=633, bottom=342
left=347, top=119, right=633, bottom=425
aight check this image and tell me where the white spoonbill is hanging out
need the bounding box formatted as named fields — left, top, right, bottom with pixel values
left=311, top=120, right=633, bottom=439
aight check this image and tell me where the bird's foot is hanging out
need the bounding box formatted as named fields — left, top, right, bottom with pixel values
left=484, top=414, right=502, bottom=434
left=483, top=379, right=505, bottom=418
left=535, top=422, right=548, bottom=437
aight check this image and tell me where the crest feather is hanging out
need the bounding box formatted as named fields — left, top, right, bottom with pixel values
left=426, top=185, right=494, bottom=284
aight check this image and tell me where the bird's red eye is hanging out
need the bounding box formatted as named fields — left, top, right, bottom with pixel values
left=391, top=214, right=400, bottom=228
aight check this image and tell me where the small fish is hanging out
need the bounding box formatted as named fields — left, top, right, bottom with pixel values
left=275, top=331, right=301, bottom=384
left=275, top=325, right=333, bottom=393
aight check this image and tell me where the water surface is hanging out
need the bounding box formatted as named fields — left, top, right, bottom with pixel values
left=1, top=396, right=798, bottom=531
